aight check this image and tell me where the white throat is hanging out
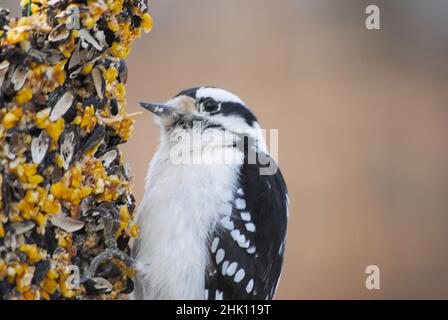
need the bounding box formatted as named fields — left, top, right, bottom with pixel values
left=133, top=129, right=244, bottom=299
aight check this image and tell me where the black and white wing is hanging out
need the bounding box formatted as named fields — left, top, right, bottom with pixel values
left=205, top=157, right=288, bottom=300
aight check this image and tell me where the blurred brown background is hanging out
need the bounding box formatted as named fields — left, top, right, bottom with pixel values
left=5, top=0, right=448, bottom=299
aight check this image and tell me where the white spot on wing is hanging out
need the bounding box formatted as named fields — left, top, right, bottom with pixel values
left=241, top=211, right=251, bottom=221
left=237, top=188, right=244, bottom=195
left=235, top=198, right=246, bottom=210
left=230, top=229, right=247, bottom=246
left=245, top=222, right=256, bottom=232
left=220, top=216, right=234, bottom=230
left=234, top=269, right=245, bottom=283
left=247, top=246, right=256, bottom=254
left=222, top=261, right=229, bottom=274
left=216, top=249, right=225, bottom=264
left=246, top=279, right=254, bottom=293
left=240, top=239, right=250, bottom=249
left=211, top=237, right=219, bottom=253
left=227, top=262, right=237, bottom=276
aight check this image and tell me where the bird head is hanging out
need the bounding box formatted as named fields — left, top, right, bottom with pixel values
left=140, top=87, right=267, bottom=155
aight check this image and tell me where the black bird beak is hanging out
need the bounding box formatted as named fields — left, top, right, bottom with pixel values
left=139, top=102, right=177, bottom=117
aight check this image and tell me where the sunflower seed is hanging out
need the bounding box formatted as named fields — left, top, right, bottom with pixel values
left=59, top=126, right=79, bottom=170
left=82, top=125, right=106, bottom=151
left=51, top=213, right=85, bottom=233
left=48, top=23, right=71, bottom=45
left=92, top=67, right=105, bottom=99
left=45, top=49, right=65, bottom=65
left=78, top=29, right=104, bottom=51
left=85, top=277, right=113, bottom=293
left=11, top=221, right=35, bottom=235
left=0, top=60, right=10, bottom=89
left=99, top=149, right=118, bottom=169
left=49, top=90, right=75, bottom=122
left=31, top=130, right=50, bottom=164
left=11, top=65, right=30, bottom=91
left=118, top=59, right=127, bottom=84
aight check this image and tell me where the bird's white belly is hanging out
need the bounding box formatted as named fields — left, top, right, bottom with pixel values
left=133, top=148, right=242, bottom=299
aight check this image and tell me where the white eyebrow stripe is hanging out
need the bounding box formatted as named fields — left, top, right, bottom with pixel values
left=196, top=87, right=245, bottom=105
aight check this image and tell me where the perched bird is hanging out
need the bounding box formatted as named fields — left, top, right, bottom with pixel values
left=132, top=87, right=289, bottom=300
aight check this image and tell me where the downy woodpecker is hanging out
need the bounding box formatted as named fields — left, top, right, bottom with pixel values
left=132, top=87, right=289, bottom=300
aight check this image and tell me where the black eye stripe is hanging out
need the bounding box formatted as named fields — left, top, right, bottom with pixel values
left=173, top=88, right=258, bottom=127
left=197, top=100, right=257, bottom=126
left=219, top=102, right=258, bottom=126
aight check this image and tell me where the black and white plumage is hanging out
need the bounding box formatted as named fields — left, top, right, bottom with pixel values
left=132, top=87, right=289, bottom=300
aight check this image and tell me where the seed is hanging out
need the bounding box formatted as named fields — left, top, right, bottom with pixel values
left=2, top=112, right=19, bottom=129
left=59, top=126, right=79, bottom=171
left=0, top=60, right=10, bottom=88
left=50, top=213, right=85, bottom=233
left=11, top=65, right=30, bottom=91
left=31, top=130, right=50, bottom=164
left=48, top=23, right=71, bottom=45
left=92, top=67, right=106, bottom=99
left=78, top=29, right=104, bottom=51
left=49, top=90, right=76, bottom=122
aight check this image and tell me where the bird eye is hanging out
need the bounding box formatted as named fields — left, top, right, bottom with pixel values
left=200, top=98, right=221, bottom=114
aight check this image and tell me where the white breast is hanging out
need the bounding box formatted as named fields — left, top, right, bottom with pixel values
left=133, top=137, right=243, bottom=299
